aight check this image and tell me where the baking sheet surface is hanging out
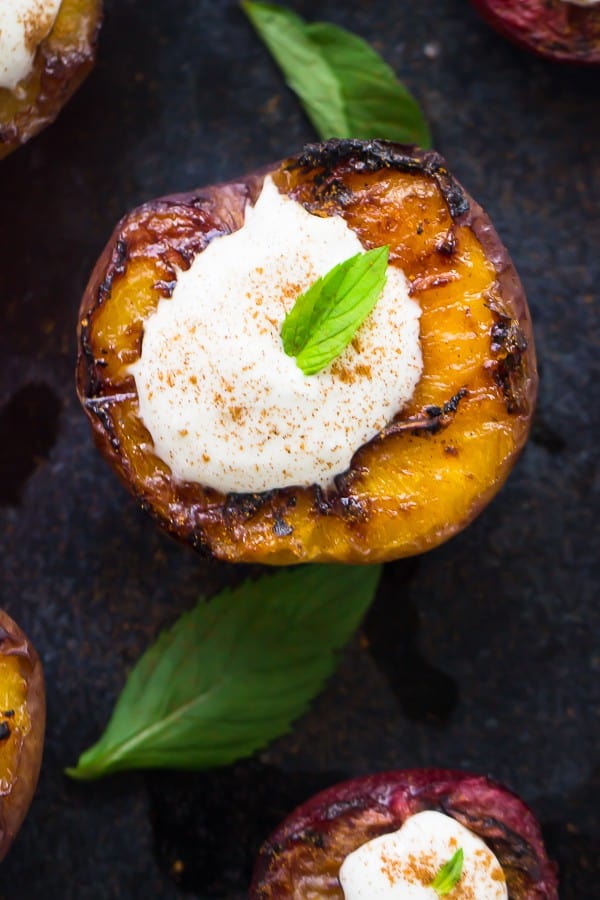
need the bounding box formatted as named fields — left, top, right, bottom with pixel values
left=0, top=1, right=598, bottom=896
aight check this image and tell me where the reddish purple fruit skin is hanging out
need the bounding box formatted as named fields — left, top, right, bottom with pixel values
left=471, top=0, right=600, bottom=65
left=250, top=768, right=559, bottom=899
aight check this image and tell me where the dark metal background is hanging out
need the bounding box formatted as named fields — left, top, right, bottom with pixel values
left=0, top=1, right=598, bottom=897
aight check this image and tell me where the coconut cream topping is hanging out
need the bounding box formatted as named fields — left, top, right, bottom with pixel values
left=339, top=810, right=508, bottom=899
left=130, top=176, right=422, bottom=494
left=0, top=0, right=62, bottom=92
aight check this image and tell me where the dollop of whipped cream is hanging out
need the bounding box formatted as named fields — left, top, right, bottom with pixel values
left=0, top=0, right=62, bottom=92
left=131, top=176, right=423, bottom=494
left=339, top=810, right=508, bottom=899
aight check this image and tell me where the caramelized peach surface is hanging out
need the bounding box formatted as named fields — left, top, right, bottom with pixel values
left=0, top=609, right=45, bottom=861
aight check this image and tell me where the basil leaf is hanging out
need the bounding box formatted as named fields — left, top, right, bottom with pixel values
left=281, top=245, right=389, bottom=376
left=430, top=848, right=464, bottom=896
left=67, top=565, right=381, bottom=779
left=242, top=1, right=432, bottom=147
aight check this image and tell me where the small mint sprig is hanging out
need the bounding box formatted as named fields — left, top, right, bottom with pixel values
left=430, top=848, right=464, bottom=896
left=281, top=245, right=389, bottom=376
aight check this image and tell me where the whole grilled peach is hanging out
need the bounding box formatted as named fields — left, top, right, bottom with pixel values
left=77, top=140, right=537, bottom=564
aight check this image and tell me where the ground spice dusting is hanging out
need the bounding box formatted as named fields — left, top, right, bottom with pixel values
left=330, top=362, right=355, bottom=384
left=130, top=174, right=423, bottom=493
left=330, top=361, right=373, bottom=385
left=229, top=405, right=246, bottom=424
left=379, top=850, right=401, bottom=885
left=406, top=851, right=436, bottom=887
left=341, top=823, right=504, bottom=899
left=378, top=847, right=443, bottom=888
left=21, top=1, right=57, bottom=55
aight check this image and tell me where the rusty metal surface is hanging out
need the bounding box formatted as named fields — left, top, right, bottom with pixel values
left=0, top=0, right=598, bottom=896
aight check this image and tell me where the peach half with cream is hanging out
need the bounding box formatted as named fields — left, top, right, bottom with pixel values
left=77, top=140, right=537, bottom=564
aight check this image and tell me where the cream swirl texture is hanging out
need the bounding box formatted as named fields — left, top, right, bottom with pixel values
left=130, top=176, right=423, bottom=494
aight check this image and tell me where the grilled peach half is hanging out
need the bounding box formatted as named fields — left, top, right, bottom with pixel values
left=471, top=0, right=600, bottom=65
left=0, top=0, right=102, bottom=159
left=0, top=609, right=45, bottom=861
left=250, top=769, right=559, bottom=898
left=77, top=140, right=537, bottom=565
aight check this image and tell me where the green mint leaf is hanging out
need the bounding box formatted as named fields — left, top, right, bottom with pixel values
left=281, top=245, right=389, bottom=376
left=430, top=848, right=464, bottom=896
left=242, top=1, right=432, bottom=147
left=66, top=565, right=381, bottom=779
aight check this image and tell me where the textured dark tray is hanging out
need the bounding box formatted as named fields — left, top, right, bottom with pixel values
left=0, top=1, right=598, bottom=897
